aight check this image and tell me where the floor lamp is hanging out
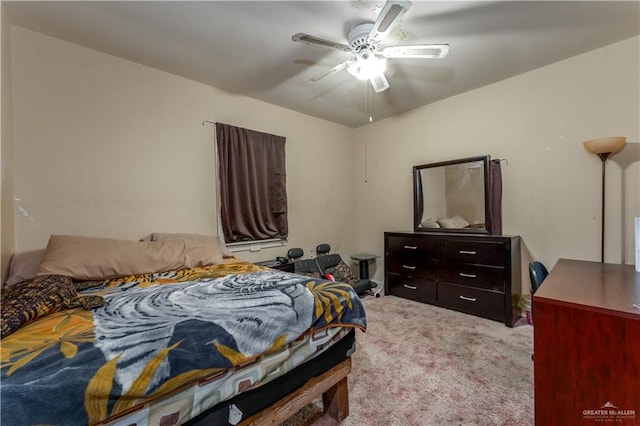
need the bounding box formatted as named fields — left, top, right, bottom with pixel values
left=582, top=136, right=627, bottom=263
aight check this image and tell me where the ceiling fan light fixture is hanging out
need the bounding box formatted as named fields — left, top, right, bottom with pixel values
left=347, top=54, right=387, bottom=81
left=382, top=44, right=450, bottom=59
left=293, top=0, right=447, bottom=93
left=369, top=72, right=390, bottom=93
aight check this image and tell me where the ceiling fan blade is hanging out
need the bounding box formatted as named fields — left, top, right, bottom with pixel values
left=307, top=61, right=351, bottom=83
left=382, top=44, right=450, bottom=59
left=368, top=0, right=412, bottom=44
left=369, top=72, right=390, bottom=93
left=292, top=33, right=351, bottom=52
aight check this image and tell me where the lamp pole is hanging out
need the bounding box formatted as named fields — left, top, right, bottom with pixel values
left=597, top=153, right=611, bottom=264
left=583, top=137, right=627, bottom=264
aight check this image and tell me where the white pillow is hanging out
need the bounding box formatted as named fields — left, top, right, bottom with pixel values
left=420, top=218, right=440, bottom=229
left=450, top=215, right=470, bottom=228
left=437, top=218, right=458, bottom=229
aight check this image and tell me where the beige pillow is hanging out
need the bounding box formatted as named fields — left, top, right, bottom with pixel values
left=38, top=235, right=224, bottom=280
left=5, top=249, right=46, bottom=286
left=140, top=233, right=233, bottom=258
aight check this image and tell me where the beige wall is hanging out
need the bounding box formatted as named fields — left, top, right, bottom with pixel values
left=1, top=2, right=16, bottom=282
left=354, top=36, right=640, bottom=284
left=10, top=27, right=357, bottom=264
left=6, top=26, right=639, bottom=287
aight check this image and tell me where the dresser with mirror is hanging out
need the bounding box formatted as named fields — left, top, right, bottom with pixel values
left=385, top=155, right=522, bottom=327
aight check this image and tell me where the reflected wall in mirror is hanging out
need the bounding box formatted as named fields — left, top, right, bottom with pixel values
left=414, top=155, right=492, bottom=234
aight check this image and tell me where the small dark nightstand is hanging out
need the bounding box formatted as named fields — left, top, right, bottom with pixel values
left=255, top=260, right=294, bottom=273
left=350, top=253, right=378, bottom=279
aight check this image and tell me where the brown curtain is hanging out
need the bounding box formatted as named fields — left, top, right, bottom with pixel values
left=489, top=159, right=503, bottom=236
left=216, top=123, right=287, bottom=243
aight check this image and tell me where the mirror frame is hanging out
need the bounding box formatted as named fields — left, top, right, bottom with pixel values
left=413, top=155, right=492, bottom=234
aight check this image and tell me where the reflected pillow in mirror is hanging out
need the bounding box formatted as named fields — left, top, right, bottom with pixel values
left=437, top=218, right=458, bottom=229
left=420, top=218, right=440, bottom=229
left=451, top=215, right=470, bottom=228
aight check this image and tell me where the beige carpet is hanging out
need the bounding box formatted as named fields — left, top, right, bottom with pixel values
left=283, top=295, right=534, bottom=426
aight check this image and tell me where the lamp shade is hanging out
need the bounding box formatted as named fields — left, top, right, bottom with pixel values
left=583, top=137, right=627, bottom=156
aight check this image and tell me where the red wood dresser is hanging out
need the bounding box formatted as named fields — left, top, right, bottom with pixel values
left=533, top=259, right=640, bottom=425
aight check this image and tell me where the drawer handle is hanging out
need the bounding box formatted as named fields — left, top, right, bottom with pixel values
left=403, top=284, right=417, bottom=290
left=403, top=245, right=418, bottom=250
left=459, top=295, right=477, bottom=302
left=459, top=273, right=477, bottom=278
left=459, top=250, right=477, bottom=255
left=402, top=265, right=416, bottom=270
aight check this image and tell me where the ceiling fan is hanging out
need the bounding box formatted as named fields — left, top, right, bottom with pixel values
left=292, top=0, right=449, bottom=93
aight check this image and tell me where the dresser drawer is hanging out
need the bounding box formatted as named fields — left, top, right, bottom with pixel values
left=438, top=282, right=504, bottom=322
left=439, top=239, right=505, bottom=266
left=438, top=264, right=505, bottom=291
left=387, top=273, right=436, bottom=303
left=386, top=257, right=436, bottom=279
left=387, top=236, right=436, bottom=259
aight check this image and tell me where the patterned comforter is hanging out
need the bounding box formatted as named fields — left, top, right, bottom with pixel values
left=0, top=260, right=367, bottom=425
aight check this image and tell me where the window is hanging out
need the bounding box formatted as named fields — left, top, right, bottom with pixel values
left=215, top=123, right=288, bottom=244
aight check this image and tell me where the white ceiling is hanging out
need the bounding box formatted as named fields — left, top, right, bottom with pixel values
left=6, top=1, right=640, bottom=128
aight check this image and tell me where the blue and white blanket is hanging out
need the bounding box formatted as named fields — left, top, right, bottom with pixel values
left=1, top=260, right=366, bottom=425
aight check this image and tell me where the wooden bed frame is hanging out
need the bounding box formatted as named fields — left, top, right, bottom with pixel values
left=239, top=357, right=352, bottom=425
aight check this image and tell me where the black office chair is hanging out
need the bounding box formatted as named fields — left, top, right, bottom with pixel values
left=315, top=244, right=373, bottom=295
left=287, top=247, right=323, bottom=276
left=529, top=261, right=549, bottom=295
left=528, top=261, right=549, bottom=341
left=293, top=259, right=323, bottom=277
left=287, top=248, right=304, bottom=262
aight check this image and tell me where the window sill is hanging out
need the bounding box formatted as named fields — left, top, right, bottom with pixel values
left=226, top=239, right=287, bottom=253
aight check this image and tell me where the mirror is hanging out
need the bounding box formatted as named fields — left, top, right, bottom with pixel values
left=413, top=155, right=492, bottom=234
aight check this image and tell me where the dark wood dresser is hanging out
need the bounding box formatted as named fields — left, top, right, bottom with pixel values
left=384, top=232, right=521, bottom=327
left=533, top=259, right=640, bottom=425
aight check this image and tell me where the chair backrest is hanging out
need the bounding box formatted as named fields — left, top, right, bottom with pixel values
left=316, top=253, right=342, bottom=274
left=316, top=244, right=331, bottom=256
left=293, top=258, right=322, bottom=276
left=529, top=261, right=549, bottom=294
left=287, top=248, right=304, bottom=261
left=315, top=243, right=336, bottom=273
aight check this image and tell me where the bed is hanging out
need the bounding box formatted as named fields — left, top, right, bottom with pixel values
left=0, top=235, right=367, bottom=426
